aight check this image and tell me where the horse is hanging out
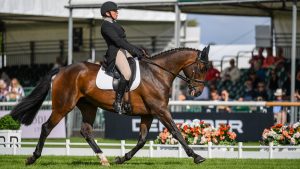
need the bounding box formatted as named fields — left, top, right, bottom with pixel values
left=10, top=46, right=210, bottom=166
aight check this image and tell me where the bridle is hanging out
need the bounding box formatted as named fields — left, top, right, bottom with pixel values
left=141, top=46, right=209, bottom=93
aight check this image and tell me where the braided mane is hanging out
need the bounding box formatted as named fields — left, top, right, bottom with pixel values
left=151, top=47, right=200, bottom=59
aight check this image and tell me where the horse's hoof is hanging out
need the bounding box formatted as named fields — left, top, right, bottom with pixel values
left=101, top=160, right=110, bottom=167
left=194, top=155, right=206, bottom=164
left=25, top=156, right=36, bottom=165
left=115, top=156, right=125, bottom=164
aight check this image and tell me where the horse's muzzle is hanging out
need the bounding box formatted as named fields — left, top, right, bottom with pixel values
left=190, top=89, right=202, bottom=97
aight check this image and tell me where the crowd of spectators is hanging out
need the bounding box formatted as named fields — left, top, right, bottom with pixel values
left=178, top=47, right=300, bottom=124
left=0, top=75, right=24, bottom=102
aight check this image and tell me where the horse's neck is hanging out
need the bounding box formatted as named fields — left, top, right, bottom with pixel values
left=152, top=51, right=195, bottom=75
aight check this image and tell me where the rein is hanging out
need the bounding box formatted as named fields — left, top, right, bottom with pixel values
left=140, top=56, right=206, bottom=87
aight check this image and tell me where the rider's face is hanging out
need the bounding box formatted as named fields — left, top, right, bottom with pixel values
left=110, top=10, right=118, bottom=20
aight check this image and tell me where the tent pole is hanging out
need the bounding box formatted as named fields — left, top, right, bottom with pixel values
left=290, top=0, right=297, bottom=124
left=172, top=2, right=181, bottom=101
left=68, top=7, right=73, bottom=65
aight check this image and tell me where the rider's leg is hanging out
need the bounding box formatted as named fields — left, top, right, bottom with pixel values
left=114, top=49, right=132, bottom=114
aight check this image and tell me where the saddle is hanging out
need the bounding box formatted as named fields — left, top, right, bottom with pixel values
left=96, top=57, right=141, bottom=91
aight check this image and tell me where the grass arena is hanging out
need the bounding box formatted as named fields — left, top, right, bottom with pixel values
left=1, top=156, right=300, bottom=169
left=1, top=0, right=300, bottom=168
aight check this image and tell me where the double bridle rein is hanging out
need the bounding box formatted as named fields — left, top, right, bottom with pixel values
left=141, top=47, right=209, bottom=93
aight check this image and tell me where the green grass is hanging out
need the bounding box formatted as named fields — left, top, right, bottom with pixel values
left=0, top=155, right=299, bottom=169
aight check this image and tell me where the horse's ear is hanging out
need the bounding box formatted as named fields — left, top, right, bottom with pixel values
left=200, top=45, right=210, bottom=63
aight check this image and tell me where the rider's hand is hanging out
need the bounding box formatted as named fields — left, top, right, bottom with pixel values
left=132, top=48, right=144, bottom=59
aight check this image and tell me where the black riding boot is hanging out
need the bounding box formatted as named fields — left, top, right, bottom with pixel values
left=113, top=78, right=128, bottom=114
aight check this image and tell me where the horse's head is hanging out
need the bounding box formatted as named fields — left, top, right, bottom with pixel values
left=182, top=46, right=209, bottom=97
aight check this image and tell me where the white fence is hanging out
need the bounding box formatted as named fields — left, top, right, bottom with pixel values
left=1, top=140, right=300, bottom=159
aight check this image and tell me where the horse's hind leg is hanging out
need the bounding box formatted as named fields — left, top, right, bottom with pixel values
left=77, top=100, right=109, bottom=166
left=115, top=115, right=153, bottom=164
left=26, top=111, right=65, bottom=165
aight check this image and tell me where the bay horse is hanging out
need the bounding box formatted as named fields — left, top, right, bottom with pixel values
left=10, top=46, right=209, bottom=166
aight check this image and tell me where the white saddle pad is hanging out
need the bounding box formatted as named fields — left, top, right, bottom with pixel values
left=96, top=59, right=141, bottom=91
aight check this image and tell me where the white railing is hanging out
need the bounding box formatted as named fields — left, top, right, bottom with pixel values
left=0, top=140, right=300, bottom=159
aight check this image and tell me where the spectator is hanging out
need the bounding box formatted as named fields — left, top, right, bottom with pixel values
left=262, top=47, right=275, bottom=69
left=205, top=89, right=220, bottom=113
left=255, top=81, right=269, bottom=101
left=205, top=61, right=220, bottom=83
left=194, top=86, right=209, bottom=100
left=274, top=47, right=286, bottom=69
left=0, top=69, right=10, bottom=85
left=0, top=80, right=8, bottom=101
left=249, top=47, right=265, bottom=70
left=217, top=89, right=232, bottom=113
left=296, top=69, right=300, bottom=92
left=243, top=79, right=257, bottom=101
left=267, top=68, right=279, bottom=100
left=6, top=78, right=25, bottom=101
left=295, top=90, right=300, bottom=101
left=177, top=90, right=187, bottom=101
left=221, top=59, right=240, bottom=84
left=282, top=70, right=291, bottom=99
left=249, top=70, right=260, bottom=89
left=52, top=56, right=64, bottom=69
left=273, top=89, right=287, bottom=125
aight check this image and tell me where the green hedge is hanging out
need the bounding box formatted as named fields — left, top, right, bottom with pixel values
left=0, top=115, right=21, bottom=130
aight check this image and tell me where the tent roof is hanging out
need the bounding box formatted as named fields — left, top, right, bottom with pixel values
left=0, top=0, right=186, bottom=23
left=68, top=0, right=298, bottom=17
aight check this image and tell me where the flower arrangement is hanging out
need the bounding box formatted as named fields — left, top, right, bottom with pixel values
left=261, top=122, right=300, bottom=146
left=154, top=119, right=237, bottom=145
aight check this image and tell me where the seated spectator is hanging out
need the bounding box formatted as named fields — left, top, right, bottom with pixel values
left=217, top=89, right=232, bottom=113
left=221, top=59, right=240, bottom=84
left=282, top=70, right=291, bottom=99
left=52, top=56, right=64, bottom=69
left=295, top=90, right=300, bottom=101
left=194, top=86, right=209, bottom=100
left=274, top=47, right=286, bottom=69
left=243, top=79, right=257, bottom=101
left=249, top=47, right=265, bottom=70
left=296, top=68, right=300, bottom=92
left=205, top=61, right=220, bottom=83
left=0, top=80, right=8, bottom=101
left=233, top=97, right=250, bottom=112
left=177, top=90, right=187, bottom=101
left=267, top=68, right=279, bottom=100
left=0, top=69, right=10, bottom=85
left=273, top=89, right=287, bottom=124
left=6, top=78, right=25, bottom=101
left=248, top=70, right=260, bottom=89
left=255, top=82, right=269, bottom=101
left=262, top=47, right=275, bottom=69
left=205, top=89, right=220, bottom=113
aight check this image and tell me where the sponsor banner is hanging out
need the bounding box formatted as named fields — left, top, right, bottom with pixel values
left=104, top=111, right=273, bottom=141
left=0, top=111, right=66, bottom=138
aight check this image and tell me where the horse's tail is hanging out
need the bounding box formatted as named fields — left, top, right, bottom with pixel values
left=10, top=68, right=60, bottom=125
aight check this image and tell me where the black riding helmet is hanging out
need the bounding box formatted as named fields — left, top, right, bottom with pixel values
left=101, top=1, right=118, bottom=17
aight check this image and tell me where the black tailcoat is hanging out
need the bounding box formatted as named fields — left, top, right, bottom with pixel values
left=101, top=20, right=138, bottom=72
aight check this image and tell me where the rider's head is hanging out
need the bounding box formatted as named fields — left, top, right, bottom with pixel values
left=101, top=1, right=119, bottom=20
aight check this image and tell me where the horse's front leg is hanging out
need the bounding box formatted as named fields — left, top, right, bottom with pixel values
left=115, top=115, right=153, bottom=164
left=157, top=109, right=206, bottom=164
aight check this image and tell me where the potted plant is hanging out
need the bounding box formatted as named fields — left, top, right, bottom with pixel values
left=0, top=115, right=21, bottom=147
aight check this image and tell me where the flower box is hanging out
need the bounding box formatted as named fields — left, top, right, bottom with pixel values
left=0, top=115, right=22, bottom=148
left=261, top=122, right=300, bottom=146
left=0, top=129, right=22, bottom=147
left=154, top=119, right=237, bottom=146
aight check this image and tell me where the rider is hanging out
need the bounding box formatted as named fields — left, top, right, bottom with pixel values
left=100, top=1, right=143, bottom=114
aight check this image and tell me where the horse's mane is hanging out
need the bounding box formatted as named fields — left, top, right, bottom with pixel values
left=150, top=47, right=200, bottom=59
